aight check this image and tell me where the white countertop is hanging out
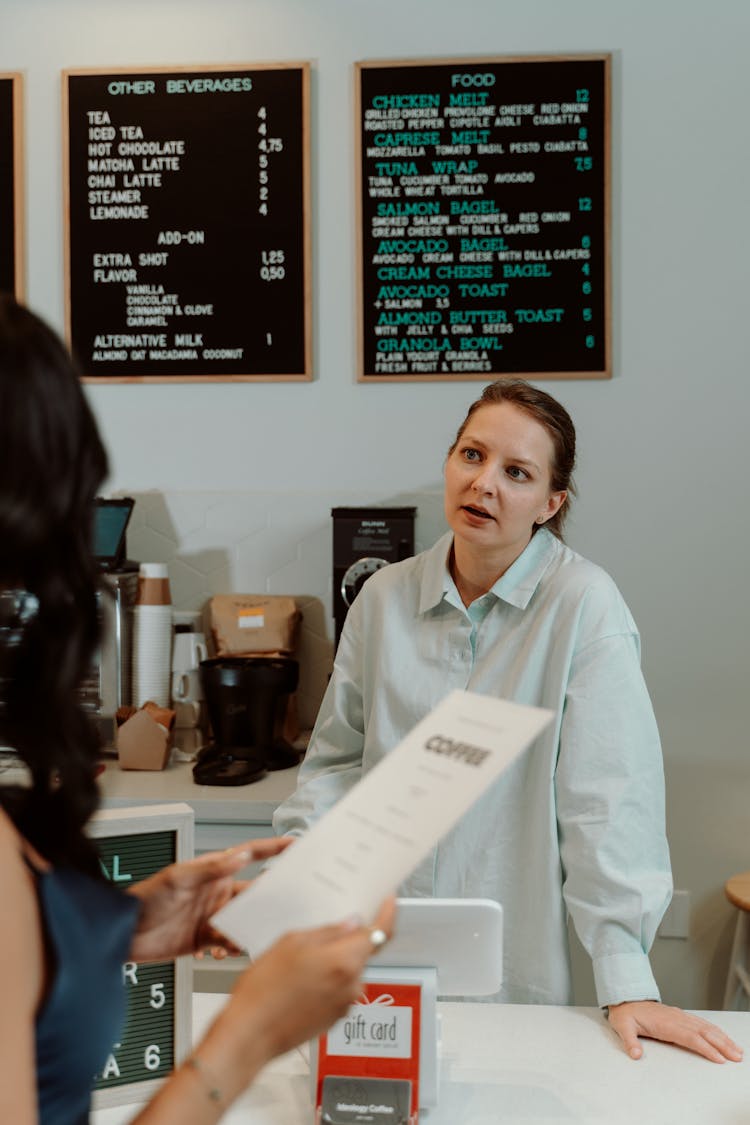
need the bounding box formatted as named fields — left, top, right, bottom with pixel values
left=97, top=734, right=301, bottom=823
left=94, top=994, right=750, bottom=1124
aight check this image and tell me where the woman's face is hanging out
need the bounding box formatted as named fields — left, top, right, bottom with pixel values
left=444, top=402, right=566, bottom=567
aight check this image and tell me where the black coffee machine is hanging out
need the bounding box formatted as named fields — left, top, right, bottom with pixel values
left=193, top=656, right=301, bottom=786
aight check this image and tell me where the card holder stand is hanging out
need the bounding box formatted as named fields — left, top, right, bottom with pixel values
left=311, top=968, right=438, bottom=1123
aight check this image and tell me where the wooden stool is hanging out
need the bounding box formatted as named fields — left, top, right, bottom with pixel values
left=723, top=871, right=750, bottom=1009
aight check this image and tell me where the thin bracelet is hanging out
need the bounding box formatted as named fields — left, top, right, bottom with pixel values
left=185, top=1054, right=223, bottom=1104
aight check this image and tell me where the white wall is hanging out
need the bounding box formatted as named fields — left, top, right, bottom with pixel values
left=2, top=0, right=749, bottom=1008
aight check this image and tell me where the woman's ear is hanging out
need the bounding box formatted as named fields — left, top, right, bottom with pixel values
left=541, top=490, right=567, bottom=523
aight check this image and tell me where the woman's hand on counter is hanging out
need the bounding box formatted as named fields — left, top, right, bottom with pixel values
left=607, top=1000, right=744, bottom=1063
left=126, top=837, right=293, bottom=963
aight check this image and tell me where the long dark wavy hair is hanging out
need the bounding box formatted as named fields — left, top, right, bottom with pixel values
left=0, top=296, right=108, bottom=874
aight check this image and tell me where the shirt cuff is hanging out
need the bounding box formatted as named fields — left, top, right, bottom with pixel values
left=592, top=952, right=661, bottom=1008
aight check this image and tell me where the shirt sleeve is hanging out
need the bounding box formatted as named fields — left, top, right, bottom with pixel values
left=272, top=602, right=366, bottom=838
left=554, top=626, right=673, bottom=1008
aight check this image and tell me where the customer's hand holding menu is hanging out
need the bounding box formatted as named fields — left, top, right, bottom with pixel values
left=212, top=690, right=552, bottom=956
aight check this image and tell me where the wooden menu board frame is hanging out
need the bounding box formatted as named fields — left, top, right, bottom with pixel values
left=0, top=72, right=24, bottom=298
left=355, top=55, right=611, bottom=382
left=63, top=63, right=311, bottom=383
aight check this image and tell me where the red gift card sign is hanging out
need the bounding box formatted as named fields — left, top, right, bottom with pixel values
left=316, top=981, right=421, bottom=1121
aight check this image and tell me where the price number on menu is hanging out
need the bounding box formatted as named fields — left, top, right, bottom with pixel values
left=257, top=105, right=284, bottom=216
left=260, top=248, right=285, bottom=281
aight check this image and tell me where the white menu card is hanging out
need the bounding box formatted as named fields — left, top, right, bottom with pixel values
left=212, top=689, right=552, bottom=957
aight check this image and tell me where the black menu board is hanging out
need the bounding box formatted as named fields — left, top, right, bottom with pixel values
left=0, top=73, right=23, bottom=297
left=88, top=804, right=193, bottom=1113
left=64, top=64, right=310, bottom=382
left=94, top=831, right=177, bottom=1094
left=356, top=55, right=610, bottom=381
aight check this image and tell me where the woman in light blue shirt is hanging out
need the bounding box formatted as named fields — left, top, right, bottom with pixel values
left=275, top=379, right=741, bottom=1064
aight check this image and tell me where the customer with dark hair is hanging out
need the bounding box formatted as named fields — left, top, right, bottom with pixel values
left=275, top=378, right=741, bottom=1064
left=0, top=294, right=394, bottom=1125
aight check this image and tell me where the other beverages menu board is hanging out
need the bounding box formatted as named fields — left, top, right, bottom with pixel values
left=64, top=65, right=310, bottom=382
left=356, top=56, right=610, bottom=381
left=0, top=73, right=23, bottom=297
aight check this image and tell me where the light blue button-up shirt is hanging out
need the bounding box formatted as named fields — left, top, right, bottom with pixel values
left=274, top=529, right=672, bottom=1006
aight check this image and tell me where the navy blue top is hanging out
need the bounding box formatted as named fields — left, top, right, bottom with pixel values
left=32, top=862, right=139, bottom=1125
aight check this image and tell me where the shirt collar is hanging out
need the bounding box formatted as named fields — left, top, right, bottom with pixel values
left=419, top=532, right=454, bottom=613
left=418, top=528, right=560, bottom=614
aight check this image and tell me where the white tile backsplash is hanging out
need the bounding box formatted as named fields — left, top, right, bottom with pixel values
left=114, top=488, right=446, bottom=727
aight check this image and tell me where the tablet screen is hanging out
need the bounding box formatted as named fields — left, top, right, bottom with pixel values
left=93, top=498, right=134, bottom=568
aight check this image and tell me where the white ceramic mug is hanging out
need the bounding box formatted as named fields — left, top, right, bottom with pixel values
left=172, top=631, right=207, bottom=671
left=172, top=666, right=204, bottom=703
left=173, top=698, right=203, bottom=730
left=171, top=632, right=207, bottom=703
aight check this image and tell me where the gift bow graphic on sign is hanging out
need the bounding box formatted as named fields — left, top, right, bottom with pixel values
left=356, top=992, right=395, bottom=1006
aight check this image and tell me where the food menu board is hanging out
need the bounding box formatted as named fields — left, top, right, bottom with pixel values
left=356, top=55, right=610, bottom=381
left=63, top=64, right=310, bottom=382
left=0, top=73, right=23, bottom=297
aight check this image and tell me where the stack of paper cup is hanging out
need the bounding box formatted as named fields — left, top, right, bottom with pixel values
left=131, top=562, right=172, bottom=708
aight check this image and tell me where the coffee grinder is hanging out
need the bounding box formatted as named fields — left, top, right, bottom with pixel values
left=332, top=507, right=416, bottom=647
